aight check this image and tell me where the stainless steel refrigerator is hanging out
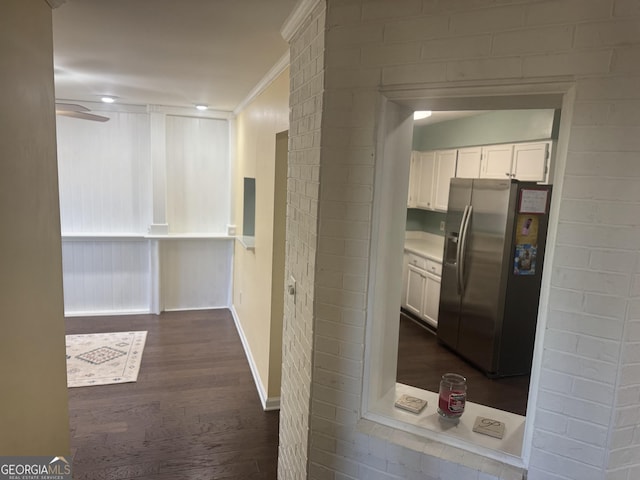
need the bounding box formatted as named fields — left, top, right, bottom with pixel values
left=438, top=179, right=552, bottom=377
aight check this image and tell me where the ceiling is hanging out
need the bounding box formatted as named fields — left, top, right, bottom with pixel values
left=52, top=0, right=298, bottom=111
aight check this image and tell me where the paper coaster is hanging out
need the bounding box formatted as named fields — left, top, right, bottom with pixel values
left=394, top=394, right=427, bottom=414
left=473, top=416, right=505, bottom=439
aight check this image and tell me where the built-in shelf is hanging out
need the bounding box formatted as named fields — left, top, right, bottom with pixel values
left=62, top=233, right=234, bottom=241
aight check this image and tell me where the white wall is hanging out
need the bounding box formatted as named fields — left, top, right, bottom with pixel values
left=56, top=107, right=233, bottom=315
left=279, top=1, right=640, bottom=479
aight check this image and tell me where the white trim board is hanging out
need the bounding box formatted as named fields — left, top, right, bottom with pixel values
left=230, top=305, right=281, bottom=411
left=280, top=0, right=323, bottom=42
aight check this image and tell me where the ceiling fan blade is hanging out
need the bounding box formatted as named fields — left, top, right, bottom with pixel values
left=56, top=110, right=110, bottom=122
left=55, top=103, right=90, bottom=113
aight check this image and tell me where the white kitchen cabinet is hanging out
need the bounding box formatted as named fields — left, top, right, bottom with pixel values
left=512, top=141, right=551, bottom=182
left=402, top=252, right=442, bottom=329
left=480, top=144, right=514, bottom=179
left=433, top=149, right=457, bottom=211
left=407, top=150, right=456, bottom=211
left=422, top=271, right=441, bottom=328
left=456, top=147, right=482, bottom=178
left=415, top=151, right=436, bottom=209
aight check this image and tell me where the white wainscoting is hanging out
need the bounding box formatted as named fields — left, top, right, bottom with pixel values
left=160, top=238, right=233, bottom=311
left=61, top=237, right=151, bottom=316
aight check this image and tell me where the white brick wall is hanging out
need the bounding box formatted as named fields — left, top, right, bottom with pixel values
left=280, top=0, right=640, bottom=479
left=278, top=1, right=326, bottom=479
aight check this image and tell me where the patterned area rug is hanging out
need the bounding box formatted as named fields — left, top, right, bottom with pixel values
left=66, top=331, right=147, bottom=387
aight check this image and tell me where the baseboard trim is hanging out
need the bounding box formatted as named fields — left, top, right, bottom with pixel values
left=230, top=305, right=281, bottom=411
left=64, top=309, right=151, bottom=317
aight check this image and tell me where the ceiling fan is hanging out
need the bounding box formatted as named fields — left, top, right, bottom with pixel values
left=55, top=103, right=110, bottom=122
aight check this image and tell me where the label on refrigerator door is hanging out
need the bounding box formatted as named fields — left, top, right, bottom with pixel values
left=519, top=188, right=549, bottom=214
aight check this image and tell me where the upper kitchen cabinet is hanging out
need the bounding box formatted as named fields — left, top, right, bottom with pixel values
left=408, top=150, right=456, bottom=211
left=408, top=150, right=436, bottom=210
left=455, top=147, right=482, bottom=178
left=479, top=144, right=514, bottom=179
left=512, top=141, right=551, bottom=182
left=433, top=149, right=457, bottom=211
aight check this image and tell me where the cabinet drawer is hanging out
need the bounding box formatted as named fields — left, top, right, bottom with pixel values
left=407, top=253, right=427, bottom=270
left=425, top=259, right=442, bottom=277
left=407, top=253, right=442, bottom=277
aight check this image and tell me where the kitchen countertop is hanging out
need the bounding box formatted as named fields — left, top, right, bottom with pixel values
left=404, top=232, right=445, bottom=263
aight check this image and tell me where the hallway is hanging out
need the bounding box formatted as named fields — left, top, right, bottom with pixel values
left=66, top=310, right=279, bottom=479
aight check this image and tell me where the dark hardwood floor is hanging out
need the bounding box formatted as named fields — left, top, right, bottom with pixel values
left=396, top=313, right=530, bottom=416
left=66, top=309, right=279, bottom=480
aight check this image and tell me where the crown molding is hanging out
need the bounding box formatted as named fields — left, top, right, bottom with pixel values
left=45, top=0, right=67, bottom=8
left=233, top=51, right=290, bottom=116
left=281, top=0, right=323, bottom=42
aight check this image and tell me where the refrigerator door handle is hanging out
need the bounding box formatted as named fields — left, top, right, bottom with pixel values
left=456, top=205, right=470, bottom=295
left=458, top=205, right=473, bottom=296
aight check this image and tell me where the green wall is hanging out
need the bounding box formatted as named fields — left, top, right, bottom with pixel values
left=412, top=109, right=560, bottom=151
left=406, top=209, right=446, bottom=237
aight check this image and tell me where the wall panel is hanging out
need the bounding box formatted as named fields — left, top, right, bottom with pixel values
left=61, top=239, right=151, bottom=315
left=161, top=239, right=232, bottom=310
left=56, top=111, right=151, bottom=233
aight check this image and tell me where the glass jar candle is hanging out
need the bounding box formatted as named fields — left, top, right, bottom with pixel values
left=437, top=373, right=467, bottom=419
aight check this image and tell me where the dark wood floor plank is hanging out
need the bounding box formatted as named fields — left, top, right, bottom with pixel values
left=66, top=309, right=279, bottom=479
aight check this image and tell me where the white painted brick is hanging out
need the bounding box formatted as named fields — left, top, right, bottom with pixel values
left=421, top=35, right=492, bottom=60
left=574, top=19, right=640, bottom=47
left=315, top=318, right=365, bottom=343
left=313, top=400, right=338, bottom=421
left=590, top=251, right=637, bottom=274
left=535, top=410, right=569, bottom=434
left=313, top=383, right=361, bottom=410
left=572, top=377, right=616, bottom=405
left=577, top=336, right=621, bottom=362
left=321, top=183, right=373, bottom=203
left=543, top=349, right=617, bottom=383
left=383, top=16, right=450, bottom=43
left=567, top=418, right=609, bottom=446
left=548, top=287, right=584, bottom=313
left=577, top=75, right=640, bottom=100
left=522, top=50, right=612, bottom=77
left=547, top=310, right=624, bottom=340
left=560, top=200, right=640, bottom=227
left=562, top=177, right=640, bottom=202
left=525, top=0, right=613, bottom=26
left=315, top=351, right=363, bottom=378
left=338, top=340, right=364, bottom=361
left=614, top=0, right=640, bottom=16
left=327, top=2, right=362, bottom=27
left=449, top=5, right=525, bottom=35
left=310, top=448, right=360, bottom=477
left=569, top=126, right=640, bottom=152
left=492, top=25, right=574, bottom=55
left=343, top=274, right=367, bottom=292
left=326, top=24, right=384, bottom=47
left=552, top=245, right=591, bottom=268
left=361, top=43, right=422, bottom=67
left=609, top=445, right=640, bottom=469
left=321, top=219, right=370, bottom=240
left=545, top=329, right=579, bottom=353
left=625, top=321, right=640, bottom=341
left=529, top=449, right=604, bottom=480
left=617, top=385, right=640, bottom=407
left=620, top=363, right=640, bottom=386
left=539, top=368, right=575, bottom=394
left=533, top=430, right=606, bottom=467
left=622, top=342, right=640, bottom=363
left=556, top=223, right=640, bottom=251
left=611, top=426, right=635, bottom=449
left=612, top=46, right=640, bottom=73
left=565, top=152, right=640, bottom=177
left=446, top=57, right=522, bottom=81
left=362, top=0, right=422, bottom=20
left=552, top=266, right=630, bottom=295
left=316, top=253, right=368, bottom=276
left=571, top=101, right=612, bottom=126
left=537, top=390, right=613, bottom=425
left=382, top=62, right=448, bottom=85
left=615, top=404, right=640, bottom=427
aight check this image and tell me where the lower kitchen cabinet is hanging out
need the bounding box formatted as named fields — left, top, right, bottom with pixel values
left=402, top=253, right=441, bottom=329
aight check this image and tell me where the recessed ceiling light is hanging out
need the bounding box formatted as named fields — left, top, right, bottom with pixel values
left=101, top=96, right=116, bottom=104
left=195, top=104, right=208, bottom=111
left=413, top=111, right=432, bottom=120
